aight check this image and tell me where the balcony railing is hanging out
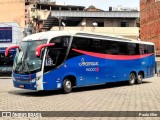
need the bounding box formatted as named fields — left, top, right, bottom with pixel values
left=51, top=10, right=139, bottom=18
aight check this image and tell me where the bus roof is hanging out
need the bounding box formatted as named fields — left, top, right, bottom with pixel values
left=22, top=30, right=154, bottom=45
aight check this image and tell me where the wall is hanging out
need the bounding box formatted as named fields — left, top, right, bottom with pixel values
left=25, top=5, right=30, bottom=25
left=51, top=27, right=139, bottom=39
left=0, top=22, right=23, bottom=47
left=78, top=18, right=137, bottom=27
left=0, top=0, right=25, bottom=30
left=140, top=0, right=160, bottom=54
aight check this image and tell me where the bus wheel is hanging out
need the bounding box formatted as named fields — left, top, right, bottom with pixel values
left=137, top=73, right=143, bottom=84
left=62, top=78, right=72, bottom=94
left=129, top=73, right=136, bottom=85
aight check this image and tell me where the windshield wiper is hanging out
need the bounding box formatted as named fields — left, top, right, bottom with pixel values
left=14, top=47, right=24, bottom=72
left=15, top=61, right=22, bottom=72
left=24, top=61, right=30, bottom=73
left=22, top=41, right=31, bottom=73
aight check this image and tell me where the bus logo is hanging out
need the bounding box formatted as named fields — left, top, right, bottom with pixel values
left=79, top=58, right=99, bottom=66
left=86, top=67, right=100, bottom=72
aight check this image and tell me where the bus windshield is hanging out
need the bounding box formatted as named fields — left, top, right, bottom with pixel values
left=13, top=39, right=47, bottom=74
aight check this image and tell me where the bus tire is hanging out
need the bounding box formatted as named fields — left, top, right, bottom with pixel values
left=129, top=73, right=136, bottom=85
left=137, top=73, right=143, bottom=84
left=62, top=78, right=72, bottom=94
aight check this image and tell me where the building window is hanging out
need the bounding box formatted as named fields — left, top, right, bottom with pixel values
left=31, top=8, right=35, bottom=12
left=97, top=22, right=104, bottom=27
left=120, top=22, right=129, bottom=27
left=25, top=9, right=27, bottom=12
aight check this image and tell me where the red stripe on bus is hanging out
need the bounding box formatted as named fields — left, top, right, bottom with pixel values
left=72, top=48, right=153, bottom=60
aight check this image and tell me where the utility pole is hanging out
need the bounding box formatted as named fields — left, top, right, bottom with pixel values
left=58, top=17, right=62, bottom=30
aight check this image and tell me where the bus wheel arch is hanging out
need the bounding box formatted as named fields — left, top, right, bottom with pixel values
left=128, top=71, right=137, bottom=85
left=62, top=75, right=76, bottom=94
left=137, top=71, right=144, bottom=84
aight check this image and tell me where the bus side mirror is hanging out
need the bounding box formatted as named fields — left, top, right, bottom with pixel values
left=35, top=43, right=55, bottom=57
left=5, top=45, right=19, bottom=57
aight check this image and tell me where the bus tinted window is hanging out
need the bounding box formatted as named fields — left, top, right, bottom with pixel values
left=72, top=37, right=92, bottom=51
left=139, top=44, right=154, bottom=54
left=128, top=43, right=139, bottom=55
left=101, top=40, right=128, bottom=55
left=72, top=37, right=129, bottom=55
left=70, top=37, right=154, bottom=56
left=67, top=37, right=93, bottom=59
left=50, top=36, right=70, bottom=48
left=139, top=44, right=145, bottom=54
left=44, top=36, right=70, bottom=72
left=143, top=45, right=148, bottom=54
left=147, top=45, right=154, bottom=54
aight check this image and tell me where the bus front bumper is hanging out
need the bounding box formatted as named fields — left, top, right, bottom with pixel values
left=12, top=72, right=37, bottom=90
left=13, top=80, right=37, bottom=90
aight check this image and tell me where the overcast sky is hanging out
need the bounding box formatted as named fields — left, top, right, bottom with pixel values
left=55, top=0, right=140, bottom=11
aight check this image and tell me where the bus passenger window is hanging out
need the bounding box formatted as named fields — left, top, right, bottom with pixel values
left=45, top=55, right=53, bottom=66
left=45, top=49, right=60, bottom=66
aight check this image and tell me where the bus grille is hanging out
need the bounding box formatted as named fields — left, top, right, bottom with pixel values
left=15, top=79, right=30, bottom=83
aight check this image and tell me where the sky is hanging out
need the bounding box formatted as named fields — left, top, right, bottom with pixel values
left=55, top=0, right=140, bottom=11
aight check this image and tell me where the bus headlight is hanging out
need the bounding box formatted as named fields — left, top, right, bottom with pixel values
left=30, top=79, right=36, bottom=83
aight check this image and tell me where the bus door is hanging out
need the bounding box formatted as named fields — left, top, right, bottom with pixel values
left=44, top=36, right=70, bottom=73
left=44, top=48, right=60, bottom=68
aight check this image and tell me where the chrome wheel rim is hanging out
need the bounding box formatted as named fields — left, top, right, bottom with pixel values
left=66, top=81, right=71, bottom=91
left=138, top=74, right=143, bottom=82
left=130, top=74, right=135, bottom=84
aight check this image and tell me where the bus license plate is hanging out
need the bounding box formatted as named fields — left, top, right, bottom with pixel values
left=19, top=85, right=24, bottom=88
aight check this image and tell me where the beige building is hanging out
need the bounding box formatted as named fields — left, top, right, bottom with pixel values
left=0, top=0, right=25, bottom=29
left=24, top=1, right=139, bottom=39
left=80, top=18, right=137, bottom=27
left=51, top=27, right=139, bottom=40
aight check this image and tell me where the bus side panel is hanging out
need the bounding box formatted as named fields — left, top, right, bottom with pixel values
left=43, top=67, right=81, bottom=91
left=43, top=56, right=87, bottom=90
left=43, top=71, right=60, bottom=90
left=42, top=54, right=155, bottom=90
left=65, top=55, right=111, bottom=86
left=104, top=55, right=155, bottom=82
left=43, top=55, right=106, bottom=90
left=144, top=55, right=155, bottom=78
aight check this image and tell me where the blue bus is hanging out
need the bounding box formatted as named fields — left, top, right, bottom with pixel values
left=5, top=31, right=155, bottom=93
